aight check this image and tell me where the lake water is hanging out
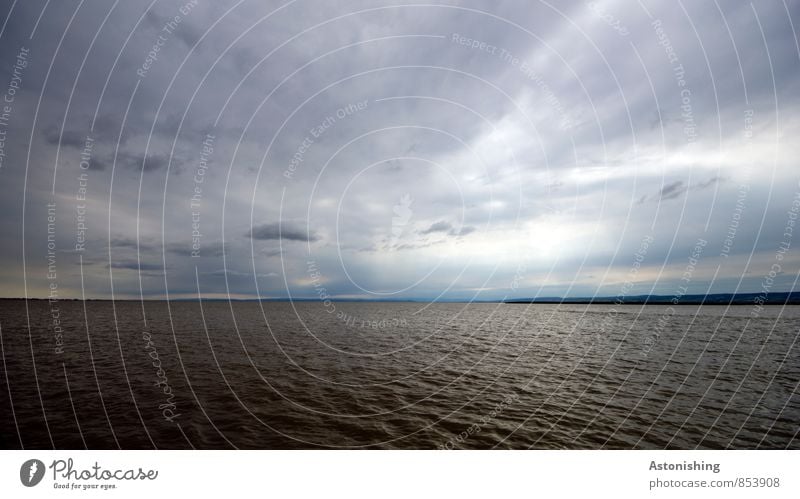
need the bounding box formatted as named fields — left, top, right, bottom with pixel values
left=1, top=300, right=798, bottom=449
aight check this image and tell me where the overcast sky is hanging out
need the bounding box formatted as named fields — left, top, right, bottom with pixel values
left=0, top=0, right=798, bottom=300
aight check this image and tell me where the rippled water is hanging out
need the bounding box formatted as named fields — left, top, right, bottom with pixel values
left=1, top=300, right=798, bottom=449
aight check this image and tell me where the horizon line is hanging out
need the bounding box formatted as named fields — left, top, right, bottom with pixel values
left=2, top=291, right=798, bottom=305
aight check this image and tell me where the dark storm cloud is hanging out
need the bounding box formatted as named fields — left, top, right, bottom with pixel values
left=127, top=153, right=168, bottom=172
left=85, top=157, right=108, bottom=171
left=114, top=151, right=186, bottom=172
left=110, top=237, right=148, bottom=250
left=109, top=237, right=225, bottom=258
left=248, top=223, right=319, bottom=242
left=41, top=125, right=86, bottom=148
left=167, top=241, right=226, bottom=258
left=107, top=261, right=164, bottom=272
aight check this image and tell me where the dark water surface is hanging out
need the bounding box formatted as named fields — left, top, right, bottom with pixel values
left=1, top=300, right=798, bottom=449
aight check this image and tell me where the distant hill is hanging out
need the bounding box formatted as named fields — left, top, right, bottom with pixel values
left=504, top=292, right=800, bottom=305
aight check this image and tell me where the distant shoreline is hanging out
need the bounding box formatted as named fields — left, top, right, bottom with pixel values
left=2, top=292, right=798, bottom=305
left=505, top=292, right=800, bottom=306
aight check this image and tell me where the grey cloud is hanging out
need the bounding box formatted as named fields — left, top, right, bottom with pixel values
left=420, top=222, right=475, bottom=237
left=638, top=177, right=726, bottom=204
left=124, top=153, right=168, bottom=172
left=111, top=237, right=151, bottom=250
left=395, top=240, right=446, bottom=251
left=42, top=125, right=87, bottom=148
left=113, top=151, right=188, bottom=173
left=206, top=269, right=278, bottom=278
left=261, top=248, right=285, bottom=258
left=694, top=176, right=726, bottom=190
left=167, top=241, right=225, bottom=258
left=107, top=261, right=163, bottom=272
left=449, top=226, right=476, bottom=237
left=421, top=221, right=453, bottom=234
left=86, top=157, right=108, bottom=171
left=248, top=223, right=319, bottom=242
left=109, top=238, right=225, bottom=258
left=659, top=181, right=686, bottom=201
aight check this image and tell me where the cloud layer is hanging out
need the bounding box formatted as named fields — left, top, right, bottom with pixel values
left=0, top=0, right=798, bottom=300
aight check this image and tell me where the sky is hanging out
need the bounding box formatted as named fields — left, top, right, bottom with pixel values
left=0, top=0, right=798, bottom=301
